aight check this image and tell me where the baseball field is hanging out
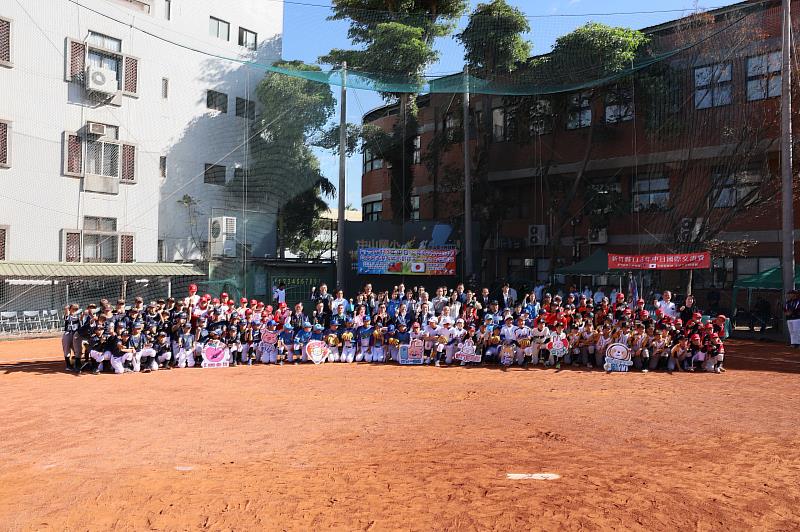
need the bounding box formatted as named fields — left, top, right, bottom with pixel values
left=1, top=337, right=799, bottom=531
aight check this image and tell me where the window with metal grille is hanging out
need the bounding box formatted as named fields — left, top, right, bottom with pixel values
left=0, top=120, right=8, bottom=167
left=123, top=56, right=138, bottom=94
left=83, top=216, right=118, bottom=263
left=86, top=139, right=120, bottom=178
left=694, top=62, right=732, bottom=109
left=121, top=144, right=136, bottom=182
left=160, top=156, right=167, bottom=178
left=120, top=234, right=134, bottom=263
left=204, top=163, right=226, bottom=185
left=209, top=16, right=229, bottom=41
left=235, top=97, right=255, bottom=119
left=567, top=91, right=592, bottom=129
left=64, top=132, right=82, bottom=176
left=158, top=239, right=166, bottom=262
left=0, top=227, right=6, bottom=261
left=67, top=40, right=86, bottom=81
left=161, top=77, right=169, bottom=99
left=238, top=27, right=257, bottom=51
left=412, top=135, right=421, bottom=164
left=0, top=17, right=11, bottom=67
left=207, top=90, right=228, bottom=113
left=747, top=51, right=781, bottom=101
left=64, top=231, right=81, bottom=262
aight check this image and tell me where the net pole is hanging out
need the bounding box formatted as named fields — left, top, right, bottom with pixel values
left=781, top=0, right=795, bottom=299
left=463, top=66, right=474, bottom=281
left=337, top=62, right=348, bottom=291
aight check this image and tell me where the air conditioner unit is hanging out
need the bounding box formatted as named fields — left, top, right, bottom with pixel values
left=86, top=122, right=106, bottom=136
left=588, top=227, right=608, bottom=245
left=209, top=216, right=237, bottom=258
left=678, top=217, right=703, bottom=242
left=86, top=65, right=119, bottom=94
left=527, top=224, right=548, bottom=246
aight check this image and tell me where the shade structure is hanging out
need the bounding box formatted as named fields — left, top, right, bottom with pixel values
left=556, top=248, right=611, bottom=276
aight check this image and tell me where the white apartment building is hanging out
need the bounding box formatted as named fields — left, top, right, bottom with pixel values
left=0, top=0, right=282, bottom=266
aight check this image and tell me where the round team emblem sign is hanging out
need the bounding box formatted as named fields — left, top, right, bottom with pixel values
left=606, top=342, right=632, bottom=362
left=262, top=331, right=278, bottom=344
left=546, top=338, right=569, bottom=358
left=304, top=340, right=330, bottom=364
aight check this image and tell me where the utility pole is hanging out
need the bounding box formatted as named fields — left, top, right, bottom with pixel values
left=337, top=62, right=347, bottom=290
left=463, top=66, right=474, bottom=280
left=781, top=0, right=794, bottom=298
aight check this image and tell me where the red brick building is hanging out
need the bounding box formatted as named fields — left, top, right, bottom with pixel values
left=360, top=0, right=799, bottom=305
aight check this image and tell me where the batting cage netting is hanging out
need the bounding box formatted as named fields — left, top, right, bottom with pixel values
left=0, top=0, right=797, bottom=333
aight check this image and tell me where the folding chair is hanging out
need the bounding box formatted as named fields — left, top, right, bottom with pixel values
left=49, top=309, right=62, bottom=330
left=0, top=311, right=20, bottom=335
left=21, top=311, right=43, bottom=332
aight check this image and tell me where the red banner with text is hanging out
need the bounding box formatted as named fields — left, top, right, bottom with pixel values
left=607, top=252, right=711, bottom=270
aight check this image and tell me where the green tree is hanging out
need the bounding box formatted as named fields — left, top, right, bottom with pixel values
left=321, top=0, right=466, bottom=222
left=247, top=60, right=338, bottom=257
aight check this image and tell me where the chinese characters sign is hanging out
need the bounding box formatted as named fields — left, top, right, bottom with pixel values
left=607, top=252, right=711, bottom=270
left=357, top=248, right=457, bottom=276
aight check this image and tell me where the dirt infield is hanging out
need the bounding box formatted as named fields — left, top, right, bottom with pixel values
left=1, top=338, right=799, bottom=531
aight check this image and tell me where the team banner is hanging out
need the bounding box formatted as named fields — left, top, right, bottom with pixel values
left=357, top=248, right=457, bottom=276
left=607, top=252, right=711, bottom=270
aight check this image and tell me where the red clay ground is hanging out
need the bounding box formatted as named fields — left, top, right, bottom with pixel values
left=1, top=337, right=799, bottom=531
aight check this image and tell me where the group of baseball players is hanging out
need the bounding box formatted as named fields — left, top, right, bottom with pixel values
left=59, top=282, right=728, bottom=374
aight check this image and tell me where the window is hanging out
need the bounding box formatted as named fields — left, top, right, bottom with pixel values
left=736, top=257, right=780, bottom=279
left=207, top=90, right=228, bottom=113
left=492, top=107, right=505, bottom=142
left=85, top=125, right=120, bottom=178
left=529, top=99, right=552, bottom=136
left=567, top=91, right=592, bottom=129
left=501, top=184, right=532, bottom=220
left=108, top=0, right=152, bottom=14
left=0, top=16, right=12, bottom=67
left=444, top=113, right=460, bottom=142
left=694, top=62, right=732, bottom=109
left=363, top=200, right=383, bottom=221
left=234, top=167, right=246, bottom=179
left=238, top=27, right=257, bottom=51
left=712, top=168, right=762, bottom=208
left=747, top=51, right=781, bottom=101
left=158, top=239, right=166, bottom=262
left=88, top=31, right=122, bottom=53
left=82, top=217, right=118, bottom=263
left=164, top=0, right=171, bottom=20
left=412, top=135, right=421, bottom=165
left=605, top=86, right=634, bottom=123
left=159, top=156, right=167, bottom=178
left=204, top=163, right=226, bottom=185
left=161, top=77, right=169, bottom=99
left=87, top=49, right=121, bottom=90
left=236, top=97, right=255, bottom=120
left=363, top=147, right=383, bottom=173
left=0, top=226, right=6, bottom=260
left=0, top=119, right=9, bottom=168
left=633, top=177, right=670, bottom=212
left=587, top=178, right=622, bottom=215
left=209, top=17, right=229, bottom=41
left=410, top=195, right=420, bottom=220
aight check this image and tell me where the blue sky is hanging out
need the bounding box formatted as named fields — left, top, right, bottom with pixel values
left=281, top=0, right=736, bottom=209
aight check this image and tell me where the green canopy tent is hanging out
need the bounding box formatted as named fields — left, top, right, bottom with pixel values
left=731, top=265, right=800, bottom=314
left=555, top=248, right=628, bottom=292
left=556, top=248, right=612, bottom=275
